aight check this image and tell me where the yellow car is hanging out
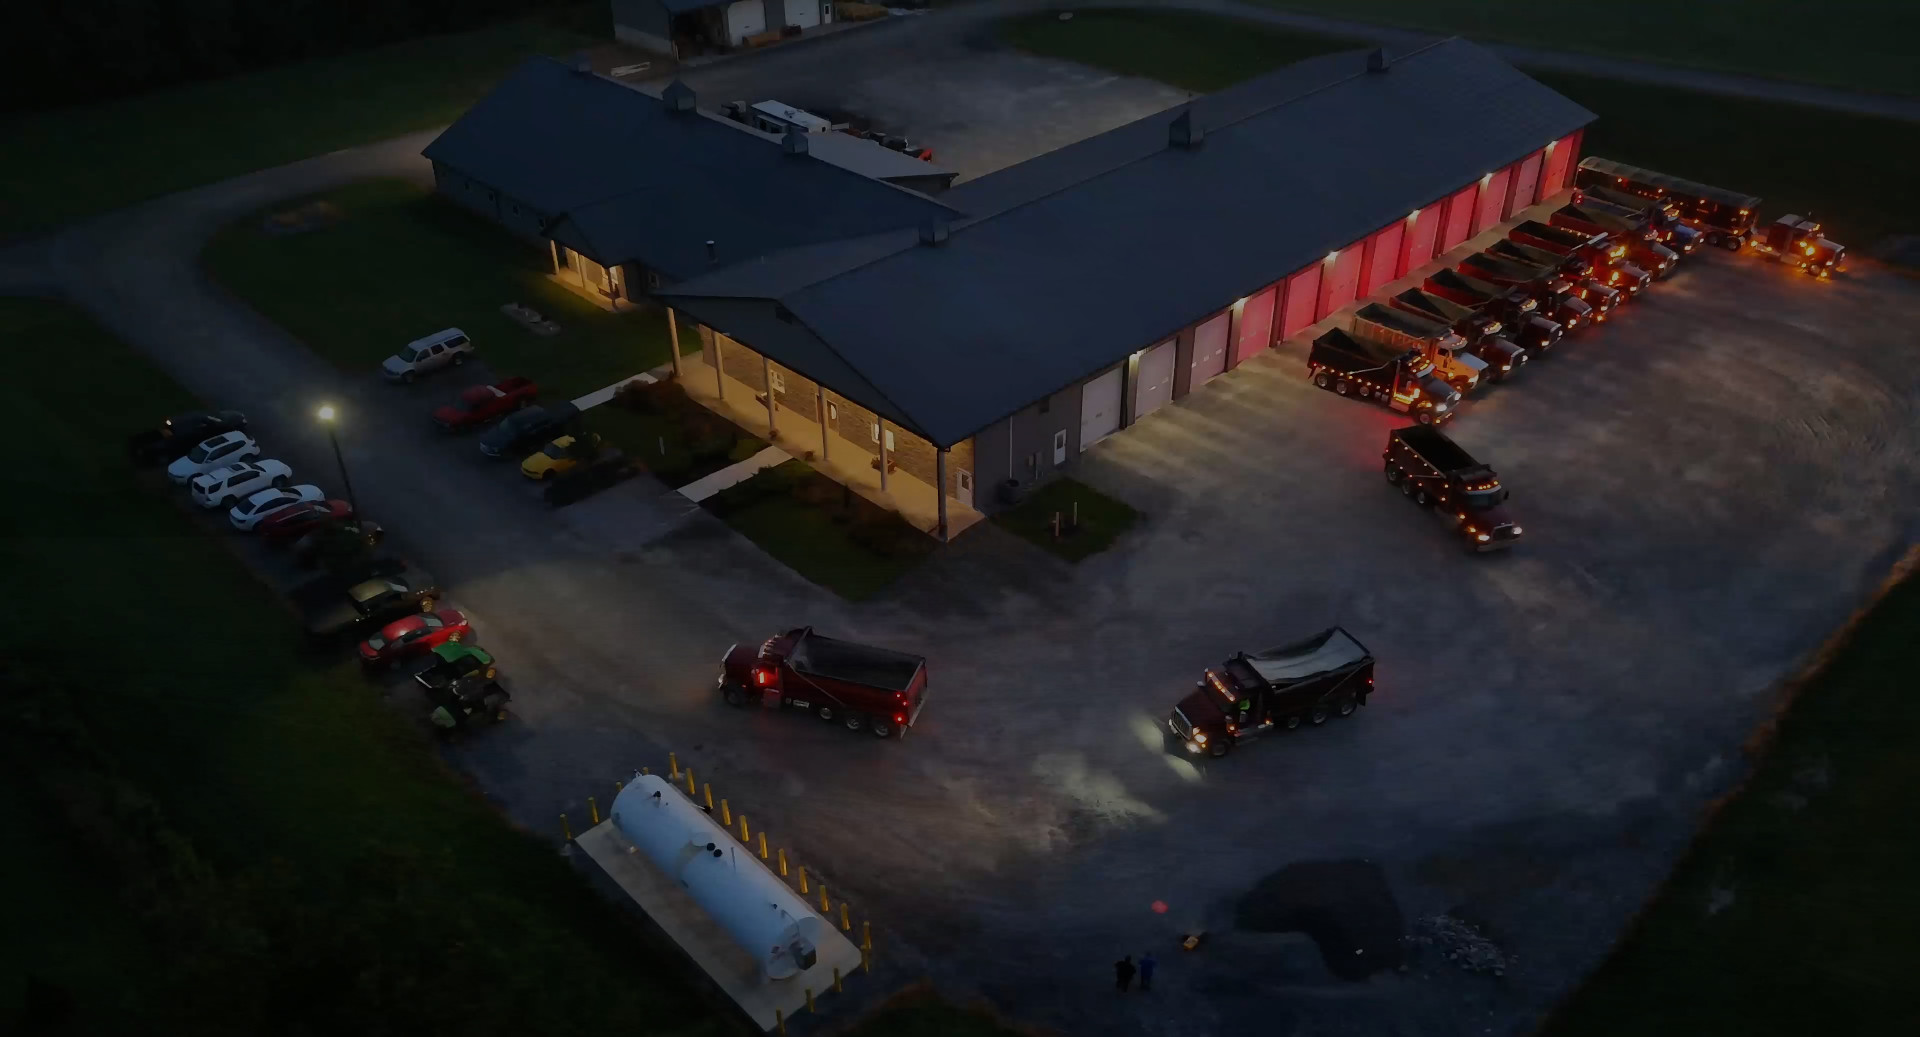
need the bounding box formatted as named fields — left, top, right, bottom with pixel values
left=520, top=433, right=600, bottom=481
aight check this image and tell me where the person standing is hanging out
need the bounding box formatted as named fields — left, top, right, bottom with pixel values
left=1137, top=952, right=1157, bottom=992
left=1114, top=955, right=1136, bottom=992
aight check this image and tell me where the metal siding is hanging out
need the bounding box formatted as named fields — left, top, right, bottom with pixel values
left=1233, top=287, right=1278, bottom=364
left=1404, top=206, right=1441, bottom=270
left=1280, top=267, right=1320, bottom=339
left=1509, top=150, right=1545, bottom=212
left=1361, top=223, right=1404, bottom=296
left=1133, top=340, right=1177, bottom=419
left=1317, top=245, right=1363, bottom=320
left=1079, top=367, right=1124, bottom=449
left=1440, top=185, right=1478, bottom=250
left=1474, top=168, right=1511, bottom=234
left=1189, top=312, right=1230, bottom=386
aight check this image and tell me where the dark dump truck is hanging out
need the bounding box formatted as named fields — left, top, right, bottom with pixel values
left=1573, top=182, right=1703, bottom=253
left=1351, top=303, right=1489, bottom=393
left=1458, top=251, right=1604, bottom=327
left=1550, top=200, right=1680, bottom=282
left=1383, top=425, right=1522, bottom=552
left=1307, top=328, right=1460, bottom=424
left=1510, top=220, right=1659, bottom=294
left=719, top=627, right=929, bottom=739
left=1488, top=238, right=1629, bottom=310
left=1577, top=156, right=1760, bottom=250
left=1424, top=268, right=1571, bottom=346
left=1168, top=628, right=1375, bottom=757
left=1388, top=289, right=1528, bottom=379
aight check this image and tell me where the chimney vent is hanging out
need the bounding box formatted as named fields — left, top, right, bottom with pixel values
left=1367, top=48, right=1391, bottom=73
left=705, top=239, right=718, bottom=264
left=918, top=219, right=950, bottom=247
left=1169, top=108, right=1204, bottom=149
left=663, top=80, right=696, bottom=114
left=782, top=126, right=809, bottom=156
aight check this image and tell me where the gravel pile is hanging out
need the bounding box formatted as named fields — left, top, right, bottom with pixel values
left=1407, top=915, right=1509, bottom=976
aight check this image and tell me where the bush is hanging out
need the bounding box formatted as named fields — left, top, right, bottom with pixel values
left=612, top=377, right=683, bottom=416
left=726, top=438, right=763, bottom=464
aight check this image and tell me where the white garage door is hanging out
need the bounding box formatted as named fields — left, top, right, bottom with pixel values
left=1080, top=367, right=1123, bottom=451
left=1133, top=340, right=1176, bottom=420
left=726, top=0, right=767, bottom=44
left=1189, top=312, right=1230, bottom=387
left=784, top=0, right=821, bottom=29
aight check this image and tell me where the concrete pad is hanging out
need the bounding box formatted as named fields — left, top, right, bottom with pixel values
left=572, top=371, right=658, bottom=411
left=678, top=445, right=793, bottom=502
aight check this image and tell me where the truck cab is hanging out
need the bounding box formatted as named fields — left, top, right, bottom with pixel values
left=1752, top=215, right=1845, bottom=278
left=1168, top=628, right=1375, bottom=757
left=1489, top=238, right=1632, bottom=310
left=1384, top=425, right=1522, bottom=552
left=1576, top=183, right=1702, bottom=253
left=1458, top=253, right=1600, bottom=329
left=1551, top=201, right=1679, bottom=283
left=1387, top=289, right=1528, bottom=381
left=1423, top=269, right=1571, bottom=346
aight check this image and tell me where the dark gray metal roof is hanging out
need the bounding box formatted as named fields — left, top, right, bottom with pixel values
left=666, top=39, right=1596, bottom=447
left=422, top=57, right=959, bottom=281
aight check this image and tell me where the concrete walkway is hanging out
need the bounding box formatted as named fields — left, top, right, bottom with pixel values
left=677, top=445, right=792, bottom=502
left=570, top=370, right=660, bottom=411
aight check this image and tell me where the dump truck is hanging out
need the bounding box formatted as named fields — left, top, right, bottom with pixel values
left=1350, top=303, right=1489, bottom=393
left=1576, top=156, right=1761, bottom=250
left=1488, top=238, right=1630, bottom=310
left=1383, top=425, right=1522, bottom=552
left=1167, top=628, right=1375, bottom=757
left=1572, top=182, right=1702, bottom=253
left=1423, top=268, right=1572, bottom=347
left=1458, top=251, right=1605, bottom=328
left=1550, top=200, right=1681, bottom=281
left=1509, top=220, right=1658, bottom=293
left=1388, top=289, right=1528, bottom=379
left=719, top=627, right=929, bottom=739
left=1744, top=215, right=1847, bottom=278
left=1307, top=329, right=1460, bottom=423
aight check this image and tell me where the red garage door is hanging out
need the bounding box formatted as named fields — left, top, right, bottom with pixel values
left=1359, top=223, right=1404, bottom=297
left=1541, top=132, right=1578, bottom=197
left=1233, top=286, right=1277, bottom=366
left=1403, top=205, right=1441, bottom=271
left=1508, top=151, right=1544, bottom=216
left=1317, top=245, right=1363, bottom=319
left=1279, top=266, right=1319, bottom=339
left=1440, top=185, right=1478, bottom=251
left=1473, top=167, right=1512, bottom=234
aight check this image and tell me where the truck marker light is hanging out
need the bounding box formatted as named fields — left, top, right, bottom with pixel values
left=1477, top=534, right=1491, bottom=543
left=1511, top=526, right=1523, bottom=535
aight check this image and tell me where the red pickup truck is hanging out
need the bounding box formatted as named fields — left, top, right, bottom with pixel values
left=433, top=376, right=537, bottom=431
left=719, top=627, right=928, bottom=739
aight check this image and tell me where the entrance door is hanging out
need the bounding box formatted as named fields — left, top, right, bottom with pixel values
left=1541, top=133, right=1577, bottom=197
left=1188, top=313, right=1230, bottom=388
left=725, top=0, right=766, bottom=43
left=1079, top=367, right=1123, bottom=450
left=954, top=469, right=973, bottom=508
left=1133, top=340, right=1176, bottom=420
left=783, top=0, right=821, bottom=29
left=1052, top=429, right=1067, bottom=465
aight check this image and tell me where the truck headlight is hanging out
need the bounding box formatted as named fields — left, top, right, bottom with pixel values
left=1434, top=403, right=1449, bottom=412
left=1511, top=526, right=1523, bottom=535
left=1501, top=364, right=1512, bottom=371
left=1476, top=533, right=1491, bottom=542
left=1194, top=732, right=1207, bottom=744
left=1185, top=741, right=1201, bottom=754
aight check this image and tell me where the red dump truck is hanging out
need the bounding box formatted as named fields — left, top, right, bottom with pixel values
left=1167, top=628, right=1376, bottom=757
left=1509, top=221, right=1654, bottom=294
left=1351, top=303, right=1489, bottom=394
left=1307, top=328, right=1460, bottom=423
left=1388, top=289, right=1528, bottom=379
left=719, top=627, right=929, bottom=739
left=1423, top=268, right=1572, bottom=347
left=1383, top=425, right=1522, bottom=552
left=1487, top=238, right=1628, bottom=310
left=1573, top=182, right=1703, bottom=253
left=1458, top=252, right=1605, bottom=327
left=1577, top=156, right=1758, bottom=251
left=1550, top=200, right=1680, bottom=281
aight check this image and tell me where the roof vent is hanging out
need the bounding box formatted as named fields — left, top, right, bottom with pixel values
left=782, top=126, right=809, bottom=156
left=569, top=52, right=592, bottom=74
left=1169, top=108, right=1204, bottom=150
left=1367, top=48, right=1391, bottom=73
left=663, top=80, right=696, bottom=114
left=918, top=219, right=950, bottom=246
left=705, top=239, right=718, bottom=264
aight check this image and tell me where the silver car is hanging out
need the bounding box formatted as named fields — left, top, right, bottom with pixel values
left=382, top=328, right=473, bottom=383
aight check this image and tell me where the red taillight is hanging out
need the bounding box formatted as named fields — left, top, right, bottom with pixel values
left=753, top=669, right=770, bottom=686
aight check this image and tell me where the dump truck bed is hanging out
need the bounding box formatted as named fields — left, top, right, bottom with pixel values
left=1578, top=156, right=1760, bottom=212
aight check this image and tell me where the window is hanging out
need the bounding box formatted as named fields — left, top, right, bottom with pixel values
left=958, top=471, right=972, bottom=491
left=445, top=335, right=468, bottom=349
left=769, top=369, right=786, bottom=393
left=827, top=401, right=838, bottom=422
left=870, top=423, right=895, bottom=450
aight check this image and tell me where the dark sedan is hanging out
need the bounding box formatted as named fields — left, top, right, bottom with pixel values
left=129, top=409, right=248, bottom=464
left=479, top=402, right=580, bottom=459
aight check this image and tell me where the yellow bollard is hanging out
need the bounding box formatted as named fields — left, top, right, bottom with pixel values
left=669, top=752, right=679, bottom=779
left=758, top=831, right=769, bottom=860
left=614, top=779, right=624, bottom=794
left=685, top=768, right=695, bottom=797
left=862, top=921, right=871, bottom=952
left=833, top=966, right=843, bottom=993
left=641, top=765, right=650, bottom=776
left=798, top=867, right=808, bottom=893
left=740, top=815, right=750, bottom=841
left=704, top=784, right=714, bottom=811
left=819, top=884, right=830, bottom=914
left=805, top=987, right=815, bottom=1014
left=861, top=947, right=871, bottom=974
left=560, top=813, right=573, bottom=841
left=840, top=902, right=851, bottom=932
left=775, top=1009, right=785, bottom=1035
left=778, top=848, right=789, bottom=876
left=588, top=796, right=600, bottom=825
left=721, top=799, right=731, bottom=826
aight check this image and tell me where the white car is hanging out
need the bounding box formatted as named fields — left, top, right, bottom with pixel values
left=190, top=459, right=293, bottom=509
left=166, top=431, right=258, bottom=484
left=229, top=484, right=325, bottom=531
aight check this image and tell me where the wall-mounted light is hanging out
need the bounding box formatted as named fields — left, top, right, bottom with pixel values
left=1481, top=172, right=1494, bottom=183
left=1325, top=250, right=1339, bottom=263
left=1407, top=209, right=1420, bottom=221
left=1545, top=139, right=1557, bottom=150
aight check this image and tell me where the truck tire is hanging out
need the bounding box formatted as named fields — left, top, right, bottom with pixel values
left=1207, top=738, right=1231, bottom=758
left=1310, top=707, right=1330, bottom=726
left=1416, top=412, right=1434, bottom=425
left=1283, top=714, right=1303, bottom=731
left=816, top=704, right=835, bottom=722
left=1313, top=372, right=1333, bottom=391
left=722, top=685, right=747, bottom=708
left=1415, top=489, right=1431, bottom=506
left=843, top=713, right=865, bottom=732
left=1334, top=380, right=1351, bottom=396
left=452, top=353, right=466, bottom=366
left=1385, top=463, right=1400, bottom=485
left=1722, top=235, right=1741, bottom=252
left=1337, top=696, right=1358, bottom=717
left=402, top=370, right=416, bottom=384
left=870, top=717, right=895, bottom=738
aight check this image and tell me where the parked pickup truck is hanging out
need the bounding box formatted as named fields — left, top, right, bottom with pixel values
left=1351, top=302, right=1488, bottom=394
left=719, top=627, right=929, bottom=740
left=1307, top=329, right=1460, bottom=424
left=433, top=376, right=537, bottom=430
left=1383, top=425, right=1522, bottom=552
left=293, top=566, right=441, bottom=642
left=1423, top=269, right=1570, bottom=347
left=1388, top=289, right=1528, bottom=379
left=1167, top=627, right=1375, bottom=757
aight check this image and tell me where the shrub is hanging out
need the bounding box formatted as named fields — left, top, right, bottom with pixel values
left=612, top=376, right=682, bottom=415
left=726, top=438, right=763, bottom=464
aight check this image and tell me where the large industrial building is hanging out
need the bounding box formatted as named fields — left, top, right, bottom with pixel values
left=425, top=39, right=1594, bottom=538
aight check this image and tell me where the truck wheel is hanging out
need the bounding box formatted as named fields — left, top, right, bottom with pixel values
left=1415, top=490, right=1431, bottom=506
left=722, top=685, right=747, bottom=708
left=1283, top=714, right=1303, bottom=731
left=1416, top=412, right=1434, bottom=425
left=1337, top=696, right=1358, bottom=717
left=452, top=353, right=466, bottom=366
left=870, top=717, right=894, bottom=738
left=1722, top=236, right=1741, bottom=252
left=843, top=713, right=865, bottom=732
left=1207, top=738, right=1231, bottom=758
left=1400, top=479, right=1415, bottom=498
left=816, top=705, right=835, bottom=722
left=402, top=370, right=416, bottom=384
left=1310, top=707, right=1330, bottom=726
left=1384, top=463, right=1400, bottom=484
left=1334, top=380, right=1351, bottom=396
left=1313, top=372, right=1332, bottom=391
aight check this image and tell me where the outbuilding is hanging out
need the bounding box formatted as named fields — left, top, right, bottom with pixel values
left=613, top=0, right=833, bottom=57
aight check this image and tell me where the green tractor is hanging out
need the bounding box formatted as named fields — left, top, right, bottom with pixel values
left=415, top=643, right=510, bottom=731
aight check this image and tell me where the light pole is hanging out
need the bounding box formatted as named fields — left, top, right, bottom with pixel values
left=316, top=404, right=358, bottom=516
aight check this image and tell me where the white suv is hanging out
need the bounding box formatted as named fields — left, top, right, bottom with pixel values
left=382, top=328, right=473, bottom=383
left=166, top=431, right=258, bottom=484
left=191, top=459, right=293, bottom=509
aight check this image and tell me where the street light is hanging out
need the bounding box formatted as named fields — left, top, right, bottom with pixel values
left=316, top=404, right=359, bottom=516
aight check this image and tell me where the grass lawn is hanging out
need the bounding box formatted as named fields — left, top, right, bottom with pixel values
left=0, top=10, right=597, bottom=238
left=204, top=178, right=700, bottom=404
left=994, top=478, right=1140, bottom=562
left=1541, top=562, right=1920, bottom=1035
left=0, top=298, right=717, bottom=1036
left=708, top=461, right=936, bottom=600
left=1000, top=9, right=1920, bottom=246
left=1248, top=0, right=1920, bottom=97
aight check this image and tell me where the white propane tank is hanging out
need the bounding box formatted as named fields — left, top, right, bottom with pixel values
left=610, top=774, right=831, bottom=981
